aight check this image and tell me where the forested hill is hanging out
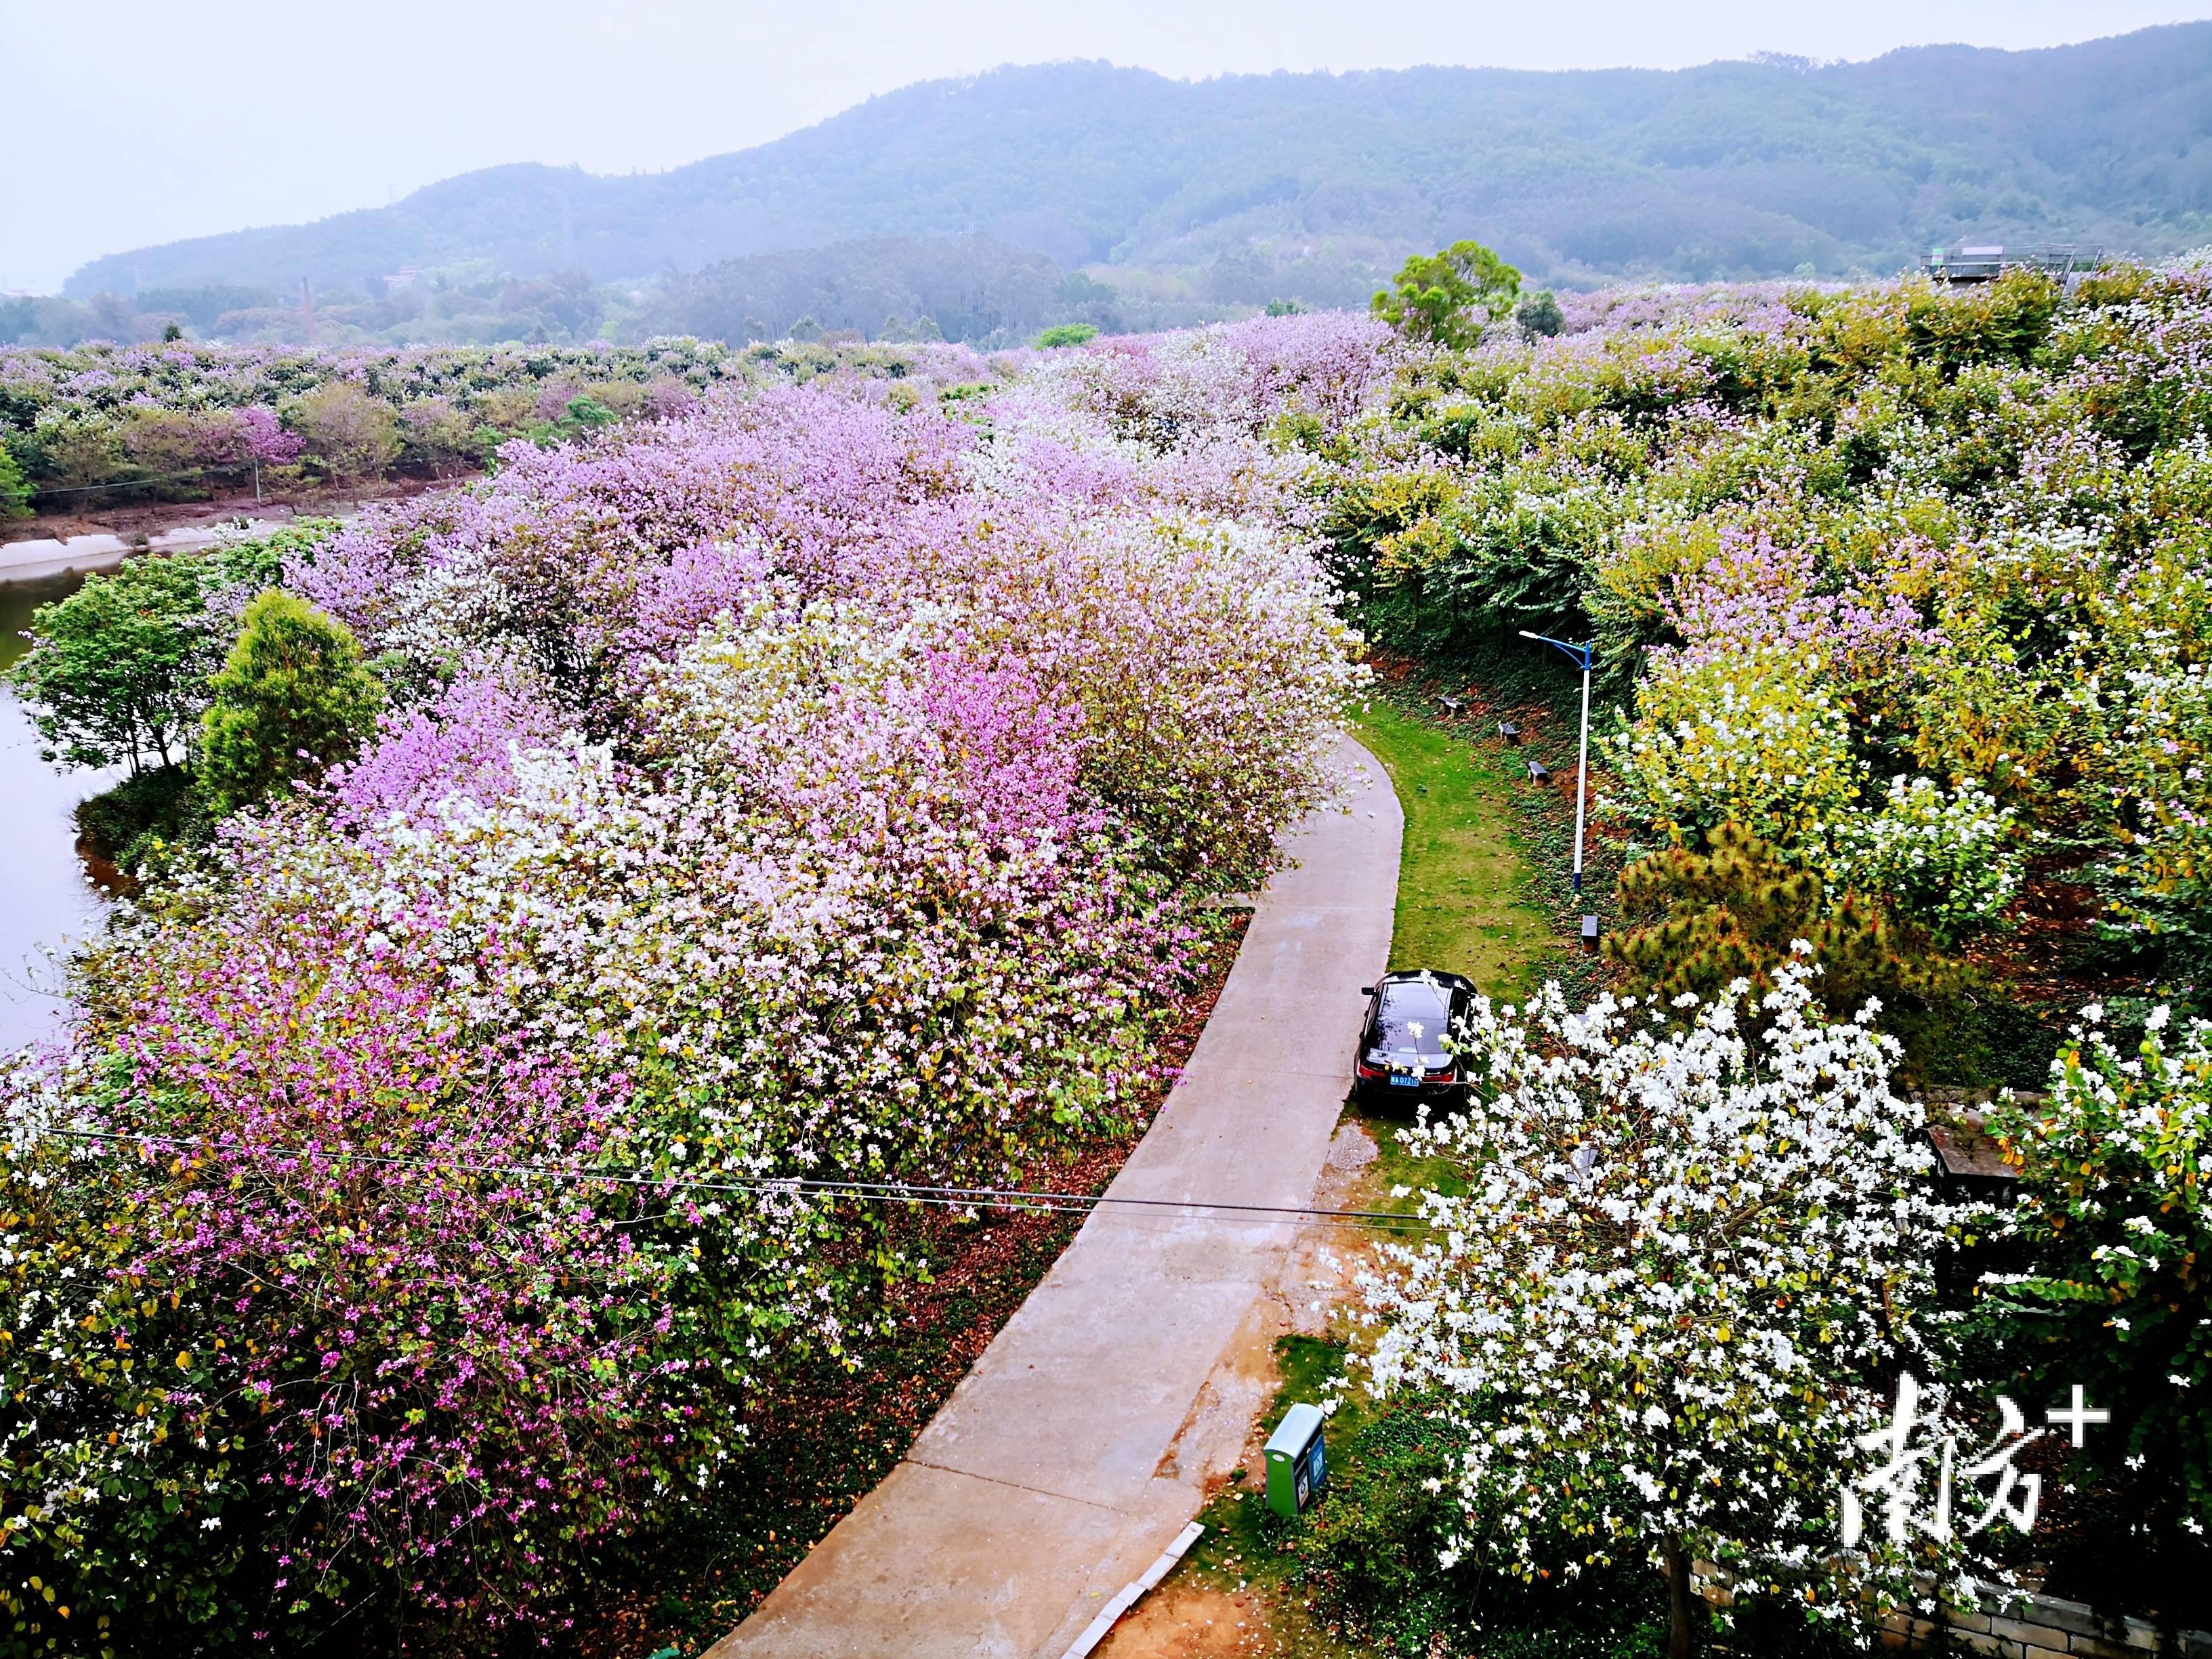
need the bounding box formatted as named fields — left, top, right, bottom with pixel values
left=68, top=22, right=2212, bottom=301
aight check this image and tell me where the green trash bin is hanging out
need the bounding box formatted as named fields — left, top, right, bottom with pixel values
left=1264, top=1402, right=1327, bottom=1521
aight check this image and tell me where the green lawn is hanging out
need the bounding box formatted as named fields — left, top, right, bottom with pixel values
left=1350, top=697, right=1549, bottom=1001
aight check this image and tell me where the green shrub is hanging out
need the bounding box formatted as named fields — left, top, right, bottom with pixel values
left=1609, top=647, right=1865, bottom=857
left=1902, top=270, right=2062, bottom=375
left=1975, top=1005, right=2212, bottom=1623
left=1299, top=1397, right=1673, bottom=1656
left=395, top=397, right=484, bottom=476
left=564, top=394, right=617, bottom=428
left=74, top=765, right=199, bottom=870
left=212, top=518, right=339, bottom=591
left=0, top=1125, right=267, bottom=1654
left=1899, top=992, right=2066, bottom=1092
left=1415, top=477, right=1614, bottom=639
left=196, top=592, right=381, bottom=818
left=1831, top=774, right=2022, bottom=946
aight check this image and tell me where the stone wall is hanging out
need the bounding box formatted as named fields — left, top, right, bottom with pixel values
left=1878, top=1589, right=2210, bottom=1659
left=1696, top=1560, right=2206, bottom=1659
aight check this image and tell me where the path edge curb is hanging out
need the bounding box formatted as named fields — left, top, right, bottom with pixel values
left=1055, top=1521, right=1206, bottom=1659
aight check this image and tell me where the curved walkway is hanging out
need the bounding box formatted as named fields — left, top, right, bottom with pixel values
left=709, top=732, right=1400, bottom=1659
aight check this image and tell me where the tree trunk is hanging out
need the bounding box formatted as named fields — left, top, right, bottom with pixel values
left=1663, top=1530, right=1694, bottom=1659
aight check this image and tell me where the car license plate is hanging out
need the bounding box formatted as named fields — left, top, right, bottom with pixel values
left=1388, top=1073, right=1418, bottom=1088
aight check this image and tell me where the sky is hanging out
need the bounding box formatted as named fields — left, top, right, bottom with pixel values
left=6, top=0, right=2210, bottom=294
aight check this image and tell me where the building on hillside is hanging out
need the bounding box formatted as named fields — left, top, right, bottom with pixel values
left=1923, top=245, right=2102, bottom=284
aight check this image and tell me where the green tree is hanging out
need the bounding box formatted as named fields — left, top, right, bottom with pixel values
left=197, top=591, right=381, bottom=816
left=0, top=446, right=31, bottom=518
left=1606, top=820, right=1957, bottom=1015
left=286, top=381, right=401, bottom=484
left=7, top=556, right=214, bottom=774
left=1371, top=239, right=1522, bottom=348
left=1034, top=322, right=1099, bottom=349
left=1514, top=289, right=1564, bottom=336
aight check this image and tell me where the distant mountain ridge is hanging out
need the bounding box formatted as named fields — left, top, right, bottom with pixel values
left=66, top=25, right=2212, bottom=301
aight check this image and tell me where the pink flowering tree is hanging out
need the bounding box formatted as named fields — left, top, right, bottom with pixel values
left=4, top=315, right=1369, bottom=1647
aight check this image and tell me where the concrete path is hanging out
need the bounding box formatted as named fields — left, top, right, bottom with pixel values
left=710, top=732, right=1400, bottom=1659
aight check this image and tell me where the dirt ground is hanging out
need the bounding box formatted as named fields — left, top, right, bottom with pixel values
left=1101, top=1586, right=1287, bottom=1658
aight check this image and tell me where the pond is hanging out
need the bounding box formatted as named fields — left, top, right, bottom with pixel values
left=1, top=570, right=121, bottom=1053
left=1, top=511, right=381, bottom=1053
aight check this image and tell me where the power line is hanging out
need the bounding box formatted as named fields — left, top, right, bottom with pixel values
left=29, top=463, right=245, bottom=497
left=35, top=1125, right=1437, bottom=1234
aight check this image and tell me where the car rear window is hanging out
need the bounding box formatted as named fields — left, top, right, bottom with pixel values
left=1377, top=982, right=1451, bottom=1047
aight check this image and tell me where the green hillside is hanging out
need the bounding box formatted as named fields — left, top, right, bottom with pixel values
left=62, top=25, right=2212, bottom=303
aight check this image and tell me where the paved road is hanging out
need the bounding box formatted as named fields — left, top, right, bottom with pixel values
left=709, top=732, right=1400, bottom=1659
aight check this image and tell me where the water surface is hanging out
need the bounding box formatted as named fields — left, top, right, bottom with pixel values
left=1, top=572, right=119, bottom=1053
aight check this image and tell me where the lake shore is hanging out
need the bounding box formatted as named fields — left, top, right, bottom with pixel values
left=1, top=473, right=460, bottom=583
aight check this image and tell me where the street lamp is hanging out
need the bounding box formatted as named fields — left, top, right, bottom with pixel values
left=1518, top=630, right=1593, bottom=895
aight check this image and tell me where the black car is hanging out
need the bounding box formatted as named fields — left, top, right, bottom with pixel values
left=1353, top=970, right=1477, bottom=1106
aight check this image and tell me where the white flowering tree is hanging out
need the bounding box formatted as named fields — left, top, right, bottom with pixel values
left=1832, top=774, right=2022, bottom=947
left=1356, top=960, right=1965, bottom=1658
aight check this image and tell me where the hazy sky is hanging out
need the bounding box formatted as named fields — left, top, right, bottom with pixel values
left=6, top=0, right=2209, bottom=293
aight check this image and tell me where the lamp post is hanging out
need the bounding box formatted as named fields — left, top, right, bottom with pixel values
left=1518, top=630, right=1593, bottom=894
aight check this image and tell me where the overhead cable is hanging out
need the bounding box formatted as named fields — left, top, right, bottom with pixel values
left=36, top=1125, right=1437, bottom=1234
